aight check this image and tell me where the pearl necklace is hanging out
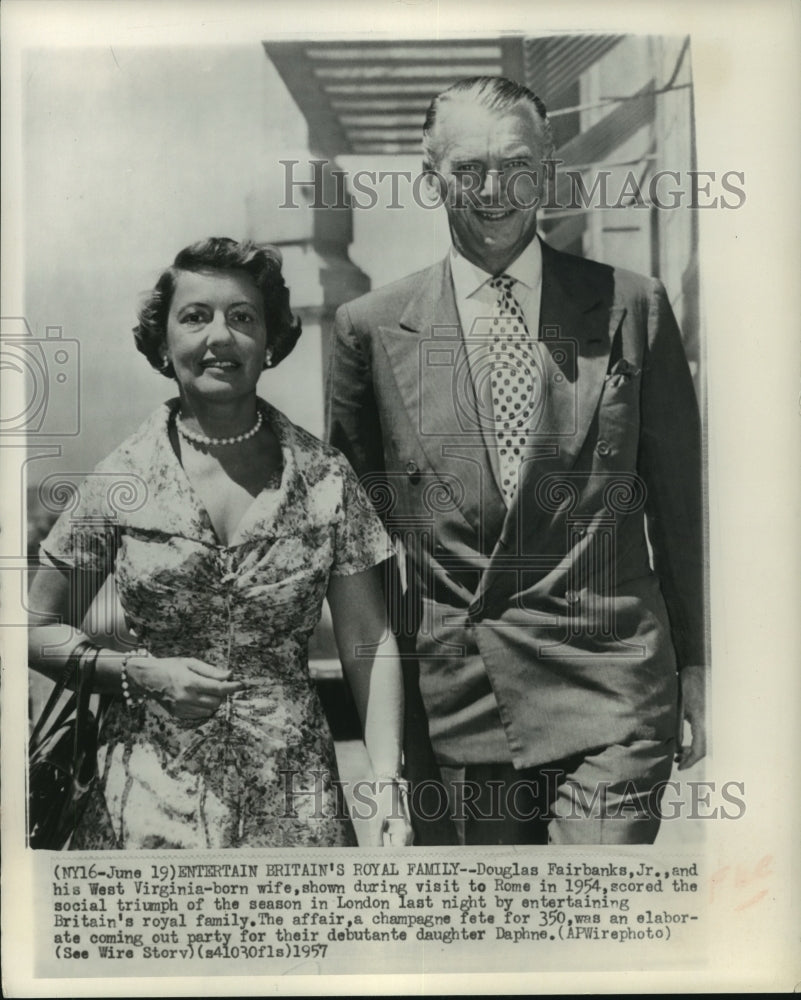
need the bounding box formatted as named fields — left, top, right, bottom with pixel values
left=176, top=409, right=263, bottom=447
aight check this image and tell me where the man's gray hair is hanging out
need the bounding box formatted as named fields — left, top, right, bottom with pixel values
left=422, top=76, right=555, bottom=171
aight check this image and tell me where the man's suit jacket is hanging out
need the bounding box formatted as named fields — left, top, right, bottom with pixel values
left=327, top=240, right=704, bottom=771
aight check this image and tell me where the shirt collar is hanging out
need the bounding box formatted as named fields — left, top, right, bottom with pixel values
left=450, top=235, right=543, bottom=300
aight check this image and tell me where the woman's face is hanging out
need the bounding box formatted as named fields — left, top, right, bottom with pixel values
left=164, top=269, right=268, bottom=406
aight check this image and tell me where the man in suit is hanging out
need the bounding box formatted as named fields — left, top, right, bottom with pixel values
left=327, top=76, right=706, bottom=845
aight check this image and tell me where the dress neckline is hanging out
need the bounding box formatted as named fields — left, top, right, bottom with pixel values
left=162, top=397, right=292, bottom=550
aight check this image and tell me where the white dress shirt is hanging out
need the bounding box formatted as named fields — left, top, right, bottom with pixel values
left=449, top=236, right=544, bottom=499
left=449, top=235, right=543, bottom=343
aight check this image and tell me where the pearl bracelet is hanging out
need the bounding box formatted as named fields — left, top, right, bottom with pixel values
left=120, top=651, right=148, bottom=709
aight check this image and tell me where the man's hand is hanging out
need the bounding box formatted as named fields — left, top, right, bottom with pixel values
left=677, top=664, right=707, bottom=770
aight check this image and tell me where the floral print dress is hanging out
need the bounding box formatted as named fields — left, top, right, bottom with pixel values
left=39, top=399, right=393, bottom=849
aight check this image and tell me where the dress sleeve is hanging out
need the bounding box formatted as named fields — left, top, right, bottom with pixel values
left=38, top=471, right=120, bottom=577
left=330, top=454, right=395, bottom=577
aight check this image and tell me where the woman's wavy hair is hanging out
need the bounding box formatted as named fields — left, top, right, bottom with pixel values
left=133, top=237, right=302, bottom=378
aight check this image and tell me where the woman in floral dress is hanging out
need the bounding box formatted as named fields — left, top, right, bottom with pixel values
left=28, top=237, right=412, bottom=849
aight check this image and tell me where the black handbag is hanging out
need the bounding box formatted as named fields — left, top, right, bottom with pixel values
left=28, top=640, right=105, bottom=850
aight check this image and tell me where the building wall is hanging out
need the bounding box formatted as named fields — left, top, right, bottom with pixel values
left=579, top=34, right=655, bottom=276
left=577, top=35, right=699, bottom=379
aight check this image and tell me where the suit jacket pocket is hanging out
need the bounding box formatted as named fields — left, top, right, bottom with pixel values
left=596, top=371, right=642, bottom=463
left=601, top=367, right=642, bottom=399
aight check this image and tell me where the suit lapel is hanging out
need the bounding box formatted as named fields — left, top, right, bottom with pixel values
left=476, top=242, right=624, bottom=603
left=377, top=259, right=506, bottom=547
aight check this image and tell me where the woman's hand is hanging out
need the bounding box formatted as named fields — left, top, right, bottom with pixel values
left=359, top=778, right=414, bottom=848
left=128, top=656, right=245, bottom=721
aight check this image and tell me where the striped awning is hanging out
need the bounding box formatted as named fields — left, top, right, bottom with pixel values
left=264, top=38, right=515, bottom=156
left=262, top=35, right=651, bottom=174
left=523, top=34, right=623, bottom=110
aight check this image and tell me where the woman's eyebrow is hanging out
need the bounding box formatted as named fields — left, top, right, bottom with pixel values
left=177, top=300, right=259, bottom=310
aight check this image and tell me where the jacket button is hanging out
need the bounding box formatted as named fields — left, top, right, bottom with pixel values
left=565, top=590, right=580, bottom=605
left=595, top=439, right=611, bottom=457
left=406, top=461, right=421, bottom=485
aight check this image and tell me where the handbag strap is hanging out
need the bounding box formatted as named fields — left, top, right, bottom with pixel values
left=73, top=644, right=101, bottom=750
left=29, top=638, right=95, bottom=748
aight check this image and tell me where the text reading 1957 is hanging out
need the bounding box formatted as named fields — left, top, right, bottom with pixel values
left=41, top=855, right=703, bottom=975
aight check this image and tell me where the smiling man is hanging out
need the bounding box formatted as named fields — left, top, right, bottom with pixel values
left=426, top=88, right=545, bottom=275
left=327, top=77, right=706, bottom=846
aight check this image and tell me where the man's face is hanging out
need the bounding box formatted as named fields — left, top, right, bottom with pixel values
left=429, top=101, right=546, bottom=274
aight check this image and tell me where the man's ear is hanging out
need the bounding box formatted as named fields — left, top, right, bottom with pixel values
left=422, top=167, right=447, bottom=206
left=538, top=156, right=558, bottom=201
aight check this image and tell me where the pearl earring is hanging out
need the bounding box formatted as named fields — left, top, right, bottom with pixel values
left=264, top=347, right=274, bottom=369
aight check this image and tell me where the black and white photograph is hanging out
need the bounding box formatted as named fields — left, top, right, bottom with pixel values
left=2, top=0, right=799, bottom=994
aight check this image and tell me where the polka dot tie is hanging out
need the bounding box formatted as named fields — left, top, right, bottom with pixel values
left=488, top=274, right=539, bottom=505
